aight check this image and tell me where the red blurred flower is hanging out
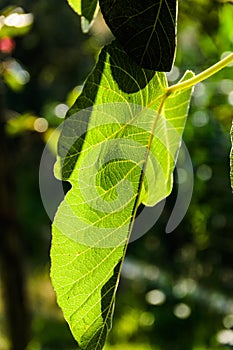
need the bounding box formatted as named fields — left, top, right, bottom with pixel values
left=0, top=37, right=15, bottom=54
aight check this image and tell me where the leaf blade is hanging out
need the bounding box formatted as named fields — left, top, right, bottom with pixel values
left=67, top=0, right=98, bottom=31
left=51, top=41, right=194, bottom=350
left=99, top=0, right=178, bottom=71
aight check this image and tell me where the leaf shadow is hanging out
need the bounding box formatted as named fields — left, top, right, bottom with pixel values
left=109, top=41, right=156, bottom=93
left=100, top=259, right=122, bottom=337
left=58, top=50, right=107, bottom=180
left=57, top=40, right=155, bottom=181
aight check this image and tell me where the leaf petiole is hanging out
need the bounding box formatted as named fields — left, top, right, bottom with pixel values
left=167, top=52, right=233, bottom=94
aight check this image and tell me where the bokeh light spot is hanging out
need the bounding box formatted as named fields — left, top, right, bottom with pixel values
left=228, top=91, right=233, bottom=106
left=217, top=329, right=233, bottom=346
left=196, top=164, right=212, bottom=181
left=219, top=79, right=233, bottom=94
left=173, top=278, right=197, bottom=298
left=191, top=111, right=209, bottom=127
left=223, top=314, right=233, bottom=329
left=145, top=289, right=166, bottom=306
left=139, top=312, right=155, bottom=327
left=34, top=118, right=48, bottom=133
left=4, top=13, right=33, bottom=28
left=54, top=104, right=69, bottom=118
left=166, top=66, right=180, bottom=82
left=173, top=303, right=191, bottom=319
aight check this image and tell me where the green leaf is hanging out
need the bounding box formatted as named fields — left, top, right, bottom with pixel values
left=99, top=0, right=177, bottom=71
left=67, top=0, right=98, bottom=31
left=66, top=0, right=81, bottom=14
left=51, top=40, right=194, bottom=350
left=230, top=122, right=233, bottom=191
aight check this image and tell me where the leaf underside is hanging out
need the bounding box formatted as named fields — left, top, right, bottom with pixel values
left=51, top=40, right=194, bottom=350
left=99, top=0, right=177, bottom=71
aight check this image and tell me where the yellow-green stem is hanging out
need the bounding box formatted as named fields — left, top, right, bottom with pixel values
left=167, top=53, right=233, bottom=94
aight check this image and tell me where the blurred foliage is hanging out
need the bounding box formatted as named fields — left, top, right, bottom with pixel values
left=0, top=0, right=233, bottom=349
left=0, top=6, right=33, bottom=38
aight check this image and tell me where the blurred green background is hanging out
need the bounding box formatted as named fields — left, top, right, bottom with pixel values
left=0, top=1, right=233, bottom=349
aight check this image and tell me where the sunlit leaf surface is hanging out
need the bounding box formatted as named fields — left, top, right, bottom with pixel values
left=51, top=41, right=193, bottom=350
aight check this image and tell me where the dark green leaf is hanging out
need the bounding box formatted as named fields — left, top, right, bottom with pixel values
left=99, top=0, right=177, bottom=71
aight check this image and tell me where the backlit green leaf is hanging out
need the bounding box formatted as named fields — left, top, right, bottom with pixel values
left=67, top=0, right=98, bottom=31
left=51, top=41, right=194, bottom=350
left=99, top=0, right=177, bottom=71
